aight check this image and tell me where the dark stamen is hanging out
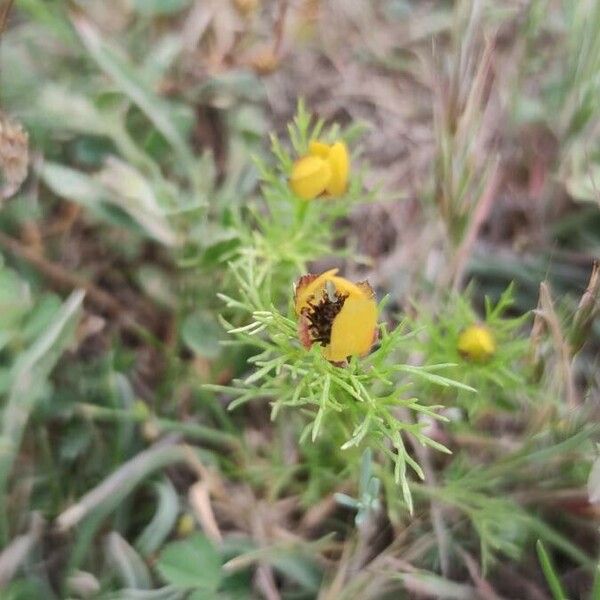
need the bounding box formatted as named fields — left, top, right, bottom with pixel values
left=302, top=291, right=347, bottom=346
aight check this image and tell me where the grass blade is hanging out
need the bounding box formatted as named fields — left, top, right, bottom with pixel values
left=0, top=290, right=84, bottom=544
left=536, top=540, right=568, bottom=600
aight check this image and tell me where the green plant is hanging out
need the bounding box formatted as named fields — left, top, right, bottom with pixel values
left=413, top=284, right=532, bottom=416
left=207, top=105, right=475, bottom=512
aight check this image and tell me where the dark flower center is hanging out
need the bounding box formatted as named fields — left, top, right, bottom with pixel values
left=302, top=292, right=347, bottom=346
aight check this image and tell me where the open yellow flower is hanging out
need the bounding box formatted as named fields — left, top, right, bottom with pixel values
left=457, top=325, right=496, bottom=362
left=289, top=140, right=350, bottom=200
left=295, top=269, right=377, bottom=363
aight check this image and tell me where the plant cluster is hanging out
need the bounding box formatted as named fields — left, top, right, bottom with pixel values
left=0, top=2, right=599, bottom=599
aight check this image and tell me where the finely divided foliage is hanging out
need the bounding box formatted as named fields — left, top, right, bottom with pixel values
left=210, top=253, right=474, bottom=513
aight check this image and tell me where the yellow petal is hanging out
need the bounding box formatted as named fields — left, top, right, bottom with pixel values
left=308, top=139, right=331, bottom=159
left=294, top=269, right=372, bottom=314
left=294, top=269, right=339, bottom=314
left=289, top=155, right=331, bottom=200
left=325, top=141, right=349, bottom=197
left=324, top=295, right=377, bottom=362
left=457, top=325, right=496, bottom=362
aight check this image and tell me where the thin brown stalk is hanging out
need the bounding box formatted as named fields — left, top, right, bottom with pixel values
left=0, top=231, right=155, bottom=340
left=272, top=0, right=288, bottom=57
left=537, top=282, right=578, bottom=408
left=457, top=547, right=506, bottom=600
left=0, top=0, right=14, bottom=36
left=251, top=503, right=281, bottom=600
left=451, top=159, right=502, bottom=291
left=0, top=230, right=122, bottom=316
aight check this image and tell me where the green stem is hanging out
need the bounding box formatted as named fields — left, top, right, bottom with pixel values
left=294, top=198, right=310, bottom=228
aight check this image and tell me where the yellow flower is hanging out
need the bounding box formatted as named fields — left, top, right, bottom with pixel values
left=457, top=325, right=496, bottom=362
left=295, top=269, right=377, bottom=363
left=289, top=139, right=350, bottom=200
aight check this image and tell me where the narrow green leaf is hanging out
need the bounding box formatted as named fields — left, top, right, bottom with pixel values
left=0, top=290, right=84, bottom=544
left=106, top=532, right=152, bottom=590
left=69, top=10, right=201, bottom=194
left=135, top=480, right=179, bottom=557
left=536, top=540, right=568, bottom=600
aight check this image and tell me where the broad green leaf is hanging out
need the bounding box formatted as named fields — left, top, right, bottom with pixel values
left=136, top=266, right=179, bottom=309
left=0, top=267, right=31, bottom=330
left=41, top=161, right=179, bottom=246
left=69, top=10, right=200, bottom=193
left=181, top=312, right=224, bottom=359
left=156, top=533, right=222, bottom=591
left=40, top=162, right=120, bottom=223
left=37, top=85, right=108, bottom=136
left=96, top=157, right=180, bottom=247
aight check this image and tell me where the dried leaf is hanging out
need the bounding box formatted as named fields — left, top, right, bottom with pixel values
left=188, top=481, right=222, bottom=544
left=0, top=112, right=28, bottom=200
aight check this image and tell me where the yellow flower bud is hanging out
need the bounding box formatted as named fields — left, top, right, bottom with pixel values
left=457, top=325, right=496, bottom=362
left=324, top=141, right=349, bottom=196
left=176, top=513, right=196, bottom=537
left=289, top=139, right=351, bottom=200
left=295, top=269, right=377, bottom=363
left=308, top=140, right=331, bottom=159
left=289, top=155, right=331, bottom=200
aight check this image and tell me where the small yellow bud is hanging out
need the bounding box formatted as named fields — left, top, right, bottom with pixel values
left=289, top=155, right=331, bottom=200
left=457, top=325, right=496, bottom=362
left=176, top=513, right=196, bottom=537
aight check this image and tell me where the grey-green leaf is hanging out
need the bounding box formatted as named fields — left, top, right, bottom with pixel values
left=135, top=479, right=180, bottom=557
left=156, top=534, right=222, bottom=591
left=105, top=532, right=152, bottom=590
left=182, top=312, right=224, bottom=359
